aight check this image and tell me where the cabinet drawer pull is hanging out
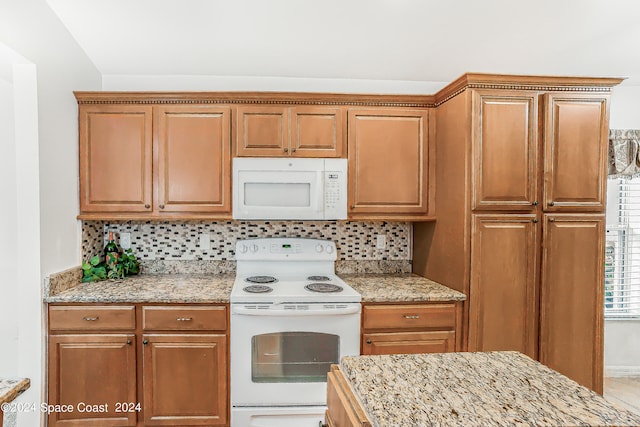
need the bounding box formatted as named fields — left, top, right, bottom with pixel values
left=366, top=339, right=372, bottom=344
left=126, top=339, right=132, bottom=345
left=403, top=315, right=420, bottom=319
left=176, top=317, right=193, bottom=322
left=83, top=316, right=99, bottom=321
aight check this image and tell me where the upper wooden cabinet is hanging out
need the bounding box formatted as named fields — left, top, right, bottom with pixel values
left=79, top=104, right=232, bottom=219
left=348, top=109, right=433, bottom=218
left=235, top=106, right=345, bottom=157
left=471, top=90, right=539, bottom=210
left=156, top=106, right=231, bottom=213
left=543, top=93, right=609, bottom=212
left=79, top=105, right=153, bottom=213
left=471, top=89, right=610, bottom=213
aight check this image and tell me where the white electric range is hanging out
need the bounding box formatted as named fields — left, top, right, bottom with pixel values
left=230, top=237, right=361, bottom=427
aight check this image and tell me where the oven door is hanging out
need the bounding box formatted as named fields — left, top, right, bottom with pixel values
left=232, top=160, right=324, bottom=220
left=230, top=303, right=361, bottom=406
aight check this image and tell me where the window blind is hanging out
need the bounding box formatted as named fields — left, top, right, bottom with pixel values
left=605, top=178, right=640, bottom=318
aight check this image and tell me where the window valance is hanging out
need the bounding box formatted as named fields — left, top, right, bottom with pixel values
left=609, top=129, right=640, bottom=178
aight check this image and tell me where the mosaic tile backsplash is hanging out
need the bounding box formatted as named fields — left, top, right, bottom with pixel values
left=82, top=221, right=412, bottom=263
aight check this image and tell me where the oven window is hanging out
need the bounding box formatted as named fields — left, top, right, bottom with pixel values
left=244, top=183, right=311, bottom=207
left=251, top=332, right=339, bottom=383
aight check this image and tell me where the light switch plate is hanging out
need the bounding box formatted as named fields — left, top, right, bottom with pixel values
left=120, top=232, right=131, bottom=250
left=376, top=234, right=386, bottom=250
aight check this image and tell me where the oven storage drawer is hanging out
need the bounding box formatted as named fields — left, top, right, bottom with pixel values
left=142, top=306, right=227, bottom=331
left=49, top=305, right=136, bottom=331
left=362, top=303, right=456, bottom=330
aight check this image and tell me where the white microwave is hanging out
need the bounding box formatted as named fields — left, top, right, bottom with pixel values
left=232, top=158, right=348, bottom=220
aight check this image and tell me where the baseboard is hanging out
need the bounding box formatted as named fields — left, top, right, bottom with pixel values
left=605, top=366, right=640, bottom=377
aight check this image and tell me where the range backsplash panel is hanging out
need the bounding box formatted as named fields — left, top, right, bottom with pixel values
left=82, top=220, right=412, bottom=263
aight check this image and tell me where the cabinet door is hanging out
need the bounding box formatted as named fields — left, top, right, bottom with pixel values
left=348, top=109, right=430, bottom=215
left=362, top=331, right=455, bottom=355
left=471, top=90, right=539, bottom=210
left=468, top=215, right=539, bottom=359
left=156, top=106, right=231, bottom=213
left=539, top=214, right=605, bottom=393
left=48, top=334, right=137, bottom=426
left=79, top=105, right=153, bottom=213
left=290, top=107, right=345, bottom=157
left=236, top=106, right=288, bottom=156
left=143, top=334, right=227, bottom=426
left=543, top=94, right=609, bottom=212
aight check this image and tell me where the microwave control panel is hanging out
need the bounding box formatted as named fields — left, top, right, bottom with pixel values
left=324, top=159, right=348, bottom=219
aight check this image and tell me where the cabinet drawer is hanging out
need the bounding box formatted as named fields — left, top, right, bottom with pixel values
left=49, top=306, right=135, bottom=331
left=362, top=331, right=455, bottom=355
left=142, top=306, right=227, bottom=331
left=362, top=303, right=456, bottom=330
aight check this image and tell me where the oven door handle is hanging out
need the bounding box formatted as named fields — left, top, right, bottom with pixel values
left=232, top=305, right=361, bottom=316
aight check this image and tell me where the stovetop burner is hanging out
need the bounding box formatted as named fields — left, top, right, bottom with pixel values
left=305, top=283, right=343, bottom=293
left=307, top=275, right=331, bottom=281
left=243, top=285, right=274, bottom=293
left=245, top=275, right=278, bottom=284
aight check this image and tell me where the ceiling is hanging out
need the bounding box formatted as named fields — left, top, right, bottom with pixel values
left=46, top=0, right=640, bottom=88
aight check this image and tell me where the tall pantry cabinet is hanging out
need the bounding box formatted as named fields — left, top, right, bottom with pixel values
left=413, top=74, right=623, bottom=394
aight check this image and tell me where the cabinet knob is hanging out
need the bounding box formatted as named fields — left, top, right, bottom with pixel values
left=283, top=148, right=289, bottom=153
left=532, top=201, right=539, bottom=206
left=159, top=204, right=165, bottom=209
left=350, top=205, right=355, bottom=210
left=319, top=422, right=328, bottom=427
left=549, top=217, right=556, bottom=222
left=533, top=219, right=539, bottom=223
left=144, top=204, right=151, bottom=209
left=126, top=339, right=132, bottom=345
left=143, top=339, right=149, bottom=345
left=548, top=201, right=555, bottom=206
left=291, top=148, right=297, bottom=153
left=366, top=339, right=372, bottom=344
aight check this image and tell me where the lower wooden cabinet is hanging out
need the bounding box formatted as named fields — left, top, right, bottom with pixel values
left=360, top=302, right=462, bottom=355
left=47, top=304, right=229, bottom=427
left=325, top=366, right=371, bottom=427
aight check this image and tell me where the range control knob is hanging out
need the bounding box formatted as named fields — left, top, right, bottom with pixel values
left=326, top=245, right=334, bottom=254
left=238, top=244, right=248, bottom=254
left=315, top=244, right=324, bottom=253
left=250, top=244, right=259, bottom=253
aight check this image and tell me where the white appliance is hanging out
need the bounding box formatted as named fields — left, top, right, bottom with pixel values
left=232, top=157, right=348, bottom=220
left=230, top=238, right=361, bottom=427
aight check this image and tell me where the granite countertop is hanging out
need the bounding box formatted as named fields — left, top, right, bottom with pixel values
left=342, top=274, right=466, bottom=302
left=340, top=351, right=640, bottom=427
left=0, top=378, right=30, bottom=405
left=44, top=272, right=466, bottom=304
left=44, top=274, right=235, bottom=303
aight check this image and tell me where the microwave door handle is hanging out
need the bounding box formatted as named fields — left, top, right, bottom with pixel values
left=317, top=171, right=324, bottom=214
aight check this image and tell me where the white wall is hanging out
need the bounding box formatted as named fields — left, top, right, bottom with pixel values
left=0, top=1, right=101, bottom=425
left=605, top=83, right=640, bottom=376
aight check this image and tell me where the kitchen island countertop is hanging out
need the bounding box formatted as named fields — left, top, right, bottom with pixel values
left=0, top=378, right=30, bottom=405
left=337, top=351, right=640, bottom=427
left=343, top=273, right=466, bottom=302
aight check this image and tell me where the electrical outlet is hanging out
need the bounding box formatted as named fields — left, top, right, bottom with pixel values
left=120, top=232, right=131, bottom=250
left=376, top=234, right=386, bottom=250
left=199, top=233, right=211, bottom=249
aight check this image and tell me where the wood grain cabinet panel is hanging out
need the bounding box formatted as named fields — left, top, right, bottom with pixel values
left=48, top=334, right=137, bottom=426
left=539, top=214, right=605, bottom=393
left=49, top=306, right=136, bottom=332
left=468, top=215, right=539, bottom=358
left=471, top=90, right=539, bottom=210
left=361, top=302, right=461, bottom=355
left=543, top=94, right=609, bottom=212
left=79, top=105, right=153, bottom=213
left=142, top=306, right=227, bottom=331
left=142, top=334, right=227, bottom=426
left=156, top=106, right=231, bottom=213
left=235, top=106, right=345, bottom=157
left=348, top=109, right=431, bottom=216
